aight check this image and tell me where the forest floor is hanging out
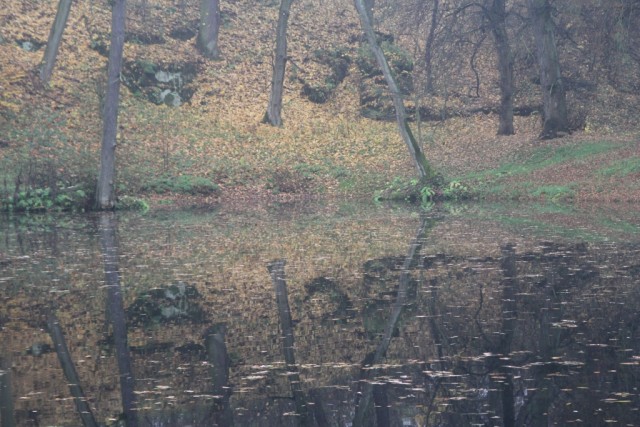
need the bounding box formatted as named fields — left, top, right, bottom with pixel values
left=144, top=127, right=640, bottom=210
left=1, top=0, right=639, bottom=211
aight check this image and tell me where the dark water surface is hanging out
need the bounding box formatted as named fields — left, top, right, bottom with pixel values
left=1, top=202, right=639, bottom=426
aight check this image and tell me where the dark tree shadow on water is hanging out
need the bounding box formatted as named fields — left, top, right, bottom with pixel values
left=203, top=323, right=234, bottom=426
left=353, top=216, right=431, bottom=427
left=99, top=212, right=138, bottom=427
left=46, top=311, right=99, bottom=427
left=0, top=355, right=17, bottom=427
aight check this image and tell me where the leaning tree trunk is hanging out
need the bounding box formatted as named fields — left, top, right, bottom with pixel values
left=196, top=0, right=221, bottom=59
left=488, top=0, right=515, bottom=135
left=39, top=0, right=73, bottom=84
left=363, top=0, right=374, bottom=23
left=527, top=0, right=569, bottom=139
left=95, top=0, right=126, bottom=210
left=354, top=0, right=434, bottom=180
left=263, top=0, right=294, bottom=126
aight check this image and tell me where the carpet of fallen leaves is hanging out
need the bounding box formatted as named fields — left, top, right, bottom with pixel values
left=1, top=0, right=639, bottom=208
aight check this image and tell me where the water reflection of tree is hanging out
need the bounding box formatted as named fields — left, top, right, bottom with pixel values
left=353, top=216, right=431, bottom=427
left=99, top=213, right=138, bottom=427
left=46, top=311, right=99, bottom=427
left=0, top=355, right=17, bottom=427
left=419, top=241, right=640, bottom=426
left=204, top=323, right=234, bottom=426
left=268, top=259, right=312, bottom=426
left=3, top=212, right=640, bottom=425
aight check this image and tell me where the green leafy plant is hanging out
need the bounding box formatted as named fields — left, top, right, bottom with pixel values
left=420, top=186, right=435, bottom=204
left=1, top=186, right=89, bottom=212
left=116, top=195, right=149, bottom=212
left=442, top=180, right=469, bottom=200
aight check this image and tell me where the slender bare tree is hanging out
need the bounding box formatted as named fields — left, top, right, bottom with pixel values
left=487, top=0, right=515, bottom=135
left=96, top=0, right=126, bottom=209
left=263, top=0, right=295, bottom=126
left=354, top=0, right=435, bottom=180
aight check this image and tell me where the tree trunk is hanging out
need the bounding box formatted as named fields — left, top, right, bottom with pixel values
left=527, top=0, right=569, bottom=139
left=424, top=0, right=439, bottom=94
left=197, top=0, right=221, bottom=59
left=363, top=0, right=374, bottom=23
left=95, top=0, right=126, bottom=210
left=354, top=0, right=434, bottom=180
left=263, top=0, right=294, bottom=127
left=39, top=0, right=73, bottom=84
left=488, top=0, right=515, bottom=135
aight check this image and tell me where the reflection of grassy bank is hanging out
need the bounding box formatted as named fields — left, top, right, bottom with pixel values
left=451, top=201, right=640, bottom=242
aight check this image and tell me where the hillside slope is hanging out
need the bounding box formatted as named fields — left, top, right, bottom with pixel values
left=1, top=0, right=639, bottom=207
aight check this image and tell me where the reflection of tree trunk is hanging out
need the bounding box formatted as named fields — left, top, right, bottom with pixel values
left=353, top=217, right=430, bottom=427
left=0, top=356, right=16, bottom=427
left=99, top=213, right=138, bottom=427
left=46, top=312, right=99, bottom=427
left=372, top=382, right=390, bottom=426
left=204, top=323, right=233, bottom=426
left=267, top=260, right=309, bottom=424
left=423, top=277, right=444, bottom=425
left=517, top=246, right=563, bottom=426
left=497, top=244, right=517, bottom=427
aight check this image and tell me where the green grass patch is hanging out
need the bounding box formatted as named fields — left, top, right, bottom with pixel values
left=597, top=217, right=640, bottom=235
left=528, top=184, right=575, bottom=201
left=463, top=141, right=623, bottom=182
left=597, top=157, right=640, bottom=177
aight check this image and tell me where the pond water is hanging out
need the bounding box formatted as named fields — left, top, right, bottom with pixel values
left=1, top=202, right=639, bottom=426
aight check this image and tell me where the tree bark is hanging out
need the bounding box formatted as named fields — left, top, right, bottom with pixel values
left=527, top=0, right=569, bottom=139
left=263, top=0, right=294, bottom=127
left=488, top=0, right=515, bottom=135
left=354, top=0, right=435, bottom=180
left=197, top=0, right=221, bottom=59
left=39, top=0, right=73, bottom=84
left=96, top=0, right=126, bottom=210
left=363, top=0, right=374, bottom=23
